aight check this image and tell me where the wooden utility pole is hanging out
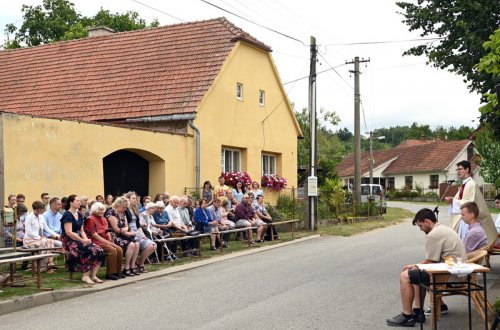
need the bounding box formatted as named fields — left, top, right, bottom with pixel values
left=346, top=57, right=370, bottom=214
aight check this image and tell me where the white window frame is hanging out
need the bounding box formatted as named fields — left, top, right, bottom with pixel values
left=236, top=83, right=243, bottom=101
left=262, top=153, right=276, bottom=176
left=259, top=90, right=265, bottom=107
left=221, top=148, right=241, bottom=172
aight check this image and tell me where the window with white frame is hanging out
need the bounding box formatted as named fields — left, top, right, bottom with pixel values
left=221, top=148, right=240, bottom=172
left=259, top=90, right=265, bottom=106
left=236, top=83, right=243, bottom=100
left=262, top=154, right=276, bottom=176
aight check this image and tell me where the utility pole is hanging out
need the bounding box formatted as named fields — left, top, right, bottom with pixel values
left=346, top=57, right=370, bottom=213
left=306, top=36, right=318, bottom=231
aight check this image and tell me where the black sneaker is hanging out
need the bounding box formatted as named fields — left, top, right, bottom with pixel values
left=386, top=313, right=416, bottom=327
left=424, top=304, right=448, bottom=316
left=411, top=309, right=426, bottom=323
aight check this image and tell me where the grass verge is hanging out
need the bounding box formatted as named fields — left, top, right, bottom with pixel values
left=317, top=207, right=414, bottom=237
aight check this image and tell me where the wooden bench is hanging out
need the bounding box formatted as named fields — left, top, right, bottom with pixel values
left=152, top=219, right=301, bottom=260
left=0, top=253, right=58, bottom=290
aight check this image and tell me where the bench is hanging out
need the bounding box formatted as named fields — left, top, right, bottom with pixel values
left=0, top=253, right=59, bottom=290
left=152, top=219, right=301, bottom=261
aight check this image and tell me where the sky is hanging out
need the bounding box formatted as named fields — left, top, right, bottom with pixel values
left=0, top=0, right=484, bottom=133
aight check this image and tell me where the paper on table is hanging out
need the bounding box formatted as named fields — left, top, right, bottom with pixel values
left=416, top=263, right=486, bottom=272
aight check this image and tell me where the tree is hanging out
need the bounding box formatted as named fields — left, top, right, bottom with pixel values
left=4, top=0, right=159, bottom=48
left=295, top=107, right=345, bottom=185
left=476, top=28, right=500, bottom=138
left=396, top=0, right=500, bottom=134
left=475, top=129, right=500, bottom=188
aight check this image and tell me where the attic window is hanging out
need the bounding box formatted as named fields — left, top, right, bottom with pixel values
left=259, top=90, right=265, bottom=107
left=236, top=83, right=243, bottom=101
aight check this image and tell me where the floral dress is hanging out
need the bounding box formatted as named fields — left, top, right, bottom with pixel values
left=61, top=210, right=104, bottom=273
left=104, top=208, right=134, bottom=252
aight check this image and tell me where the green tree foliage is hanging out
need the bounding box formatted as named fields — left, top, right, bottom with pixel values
left=476, top=28, right=500, bottom=138
left=4, top=0, right=159, bottom=48
left=296, top=107, right=346, bottom=185
left=319, top=177, right=346, bottom=217
left=396, top=0, right=500, bottom=136
left=475, top=129, right=500, bottom=188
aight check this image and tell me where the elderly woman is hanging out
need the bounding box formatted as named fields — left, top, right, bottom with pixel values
left=125, top=192, right=156, bottom=273
left=85, top=202, right=123, bottom=281
left=105, top=196, right=139, bottom=277
left=194, top=199, right=220, bottom=250
left=61, top=195, right=104, bottom=284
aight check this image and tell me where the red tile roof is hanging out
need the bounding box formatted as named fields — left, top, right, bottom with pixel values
left=0, top=18, right=271, bottom=121
left=337, top=139, right=471, bottom=177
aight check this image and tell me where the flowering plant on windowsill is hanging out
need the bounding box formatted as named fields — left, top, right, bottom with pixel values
left=221, top=171, right=253, bottom=187
left=261, top=174, right=287, bottom=191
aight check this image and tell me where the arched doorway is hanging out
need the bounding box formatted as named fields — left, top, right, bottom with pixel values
left=103, top=150, right=149, bottom=198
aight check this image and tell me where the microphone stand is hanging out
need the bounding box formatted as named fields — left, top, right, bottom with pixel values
left=434, top=180, right=455, bottom=221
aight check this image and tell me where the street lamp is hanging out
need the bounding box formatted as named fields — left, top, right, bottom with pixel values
left=369, top=131, right=385, bottom=185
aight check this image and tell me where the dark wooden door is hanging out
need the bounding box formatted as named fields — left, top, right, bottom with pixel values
left=103, top=150, right=149, bottom=198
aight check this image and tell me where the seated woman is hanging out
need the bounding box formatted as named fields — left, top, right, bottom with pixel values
left=85, top=202, right=123, bottom=281
left=249, top=181, right=264, bottom=206
left=105, top=196, right=140, bottom=277
left=24, top=200, right=58, bottom=272
left=194, top=199, right=220, bottom=250
left=61, top=195, right=104, bottom=284
left=202, top=180, right=214, bottom=205
left=104, top=194, right=114, bottom=209
left=232, top=181, right=245, bottom=203
left=5, top=203, right=27, bottom=247
left=125, top=192, right=156, bottom=273
left=254, top=195, right=278, bottom=241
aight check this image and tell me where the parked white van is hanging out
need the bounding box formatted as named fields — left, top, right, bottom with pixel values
left=360, top=184, right=387, bottom=213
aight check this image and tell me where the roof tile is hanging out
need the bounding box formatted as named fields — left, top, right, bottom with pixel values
left=0, top=17, right=271, bottom=121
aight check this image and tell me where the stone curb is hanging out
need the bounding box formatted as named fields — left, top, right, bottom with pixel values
left=0, top=235, right=320, bottom=315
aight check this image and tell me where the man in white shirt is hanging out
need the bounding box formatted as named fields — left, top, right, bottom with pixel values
left=166, top=195, right=197, bottom=256
left=445, top=160, right=496, bottom=245
left=494, top=194, right=500, bottom=239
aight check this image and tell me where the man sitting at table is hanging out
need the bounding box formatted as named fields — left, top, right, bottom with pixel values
left=386, top=208, right=466, bottom=327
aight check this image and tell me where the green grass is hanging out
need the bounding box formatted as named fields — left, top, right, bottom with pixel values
left=0, top=231, right=312, bottom=301
left=317, top=207, right=414, bottom=237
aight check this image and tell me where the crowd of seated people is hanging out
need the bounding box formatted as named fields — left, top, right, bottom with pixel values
left=1, top=180, right=280, bottom=284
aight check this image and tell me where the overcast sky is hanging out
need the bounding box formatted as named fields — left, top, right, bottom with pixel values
left=0, top=0, right=484, bottom=133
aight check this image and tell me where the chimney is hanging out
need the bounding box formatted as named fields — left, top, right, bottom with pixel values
left=87, top=26, right=115, bottom=38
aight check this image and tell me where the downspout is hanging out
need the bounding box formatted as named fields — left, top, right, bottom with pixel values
left=188, top=120, right=200, bottom=197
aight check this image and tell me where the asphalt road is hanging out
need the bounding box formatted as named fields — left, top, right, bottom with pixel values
left=0, top=202, right=492, bottom=329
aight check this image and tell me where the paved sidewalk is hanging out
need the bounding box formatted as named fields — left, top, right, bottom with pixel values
left=0, top=235, right=320, bottom=315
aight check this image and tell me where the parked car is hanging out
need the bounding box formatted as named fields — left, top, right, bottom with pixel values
left=360, top=184, right=387, bottom=213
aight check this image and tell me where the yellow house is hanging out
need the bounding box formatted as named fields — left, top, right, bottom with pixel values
left=0, top=18, right=301, bottom=206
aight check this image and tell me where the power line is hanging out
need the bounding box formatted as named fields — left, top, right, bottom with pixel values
left=199, top=0, right=306, bottom=45
left=283, top=63, right=346, bottom=85
left=131, top=0, right=186, bottom=22
left=318, top=51, right=353, bottom=90
left=324, top=37, right=444, bottom=46
left=360, top=100, right=369, bottom=133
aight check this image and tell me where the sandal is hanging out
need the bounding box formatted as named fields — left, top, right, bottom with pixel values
left=91, top=277, right=103, bottom=284
left=138, top=265, right=148, bottom=273
left=81, top=276, right=95, bottom=285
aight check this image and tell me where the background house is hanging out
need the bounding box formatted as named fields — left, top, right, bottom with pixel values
left=0, top=18, right=301, bottom=205
left=337, top=139, right=483, bottom=191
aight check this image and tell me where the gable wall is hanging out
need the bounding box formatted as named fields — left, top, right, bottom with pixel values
left=193, top=42, right=299, bottom=200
